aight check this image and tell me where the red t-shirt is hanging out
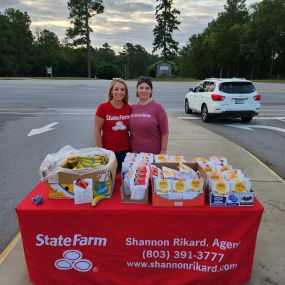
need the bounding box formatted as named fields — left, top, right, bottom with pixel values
left=96, top=101, right=131, bottom=152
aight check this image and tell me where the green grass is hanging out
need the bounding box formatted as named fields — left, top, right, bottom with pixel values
left=150, top=77, right=198, bottom=82
left=32, top=77, right=96, bottom=80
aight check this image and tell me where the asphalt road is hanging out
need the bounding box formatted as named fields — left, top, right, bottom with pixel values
left=0, top=79, right=284, bottom=253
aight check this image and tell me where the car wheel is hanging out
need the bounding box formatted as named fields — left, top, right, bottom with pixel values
left=185, top=99, right=192, bottom=114
left=241, top=116, right=253, bottom=123
left=201, top=105, right=211, bottom=122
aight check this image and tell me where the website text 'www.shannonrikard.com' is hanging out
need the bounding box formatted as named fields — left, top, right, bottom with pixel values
left=126, top=260, right=238, bottom=272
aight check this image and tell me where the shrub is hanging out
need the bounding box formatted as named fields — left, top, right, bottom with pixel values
left=96, top=64, right=123, bottom=79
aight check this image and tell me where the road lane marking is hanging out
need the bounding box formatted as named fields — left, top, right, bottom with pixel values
left=254, top=117, right=285, bottom=120
left=225, top=124, right=285, bottom=133
left=27, top=122, right=59, bottom=136
left=0, top=233, right=21, bottom=265
left=178, top=116, right=285, bottom=120
left=261, top=110, right=285, bottom=111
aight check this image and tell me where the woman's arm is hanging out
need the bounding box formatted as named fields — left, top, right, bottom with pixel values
left=94, top=116, right=105, bottom=148
left=160, top=134, right=168, bottom=154
left=157, top=103, right=169, bottom=154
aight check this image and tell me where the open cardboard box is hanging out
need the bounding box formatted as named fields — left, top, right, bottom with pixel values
left=151, top=162, right=206, bottom=207
left=45, top=160, right=117, bottom=199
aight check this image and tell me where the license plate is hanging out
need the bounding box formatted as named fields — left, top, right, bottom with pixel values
left=235, top=99, right=244, bottom=104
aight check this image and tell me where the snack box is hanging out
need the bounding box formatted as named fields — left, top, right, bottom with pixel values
left=208, top=179, right=255, bottom=207
left=45, top=160, right=117, bottom=199
left=151, top=163, right=206, bottom=207
left=120, top=168, right=150, bottom=205
left=120, top=181, right=149, bottom=204
left=209, top=189, right=255, bottom=207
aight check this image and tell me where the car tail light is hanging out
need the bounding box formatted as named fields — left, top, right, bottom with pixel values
left=211, top=94, right=225, bottom=101
left=253, top=94, right=261, bottom=101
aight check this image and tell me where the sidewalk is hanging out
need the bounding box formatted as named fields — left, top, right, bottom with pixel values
left=1, top=115, right=285, bottom=284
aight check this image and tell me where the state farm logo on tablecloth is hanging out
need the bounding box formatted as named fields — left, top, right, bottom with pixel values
left=55, top=249, right=92, bottom=272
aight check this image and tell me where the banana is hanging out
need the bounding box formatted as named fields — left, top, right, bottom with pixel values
left=92, top=194, right=108, bottom=207
left=91, top=162, right=104, bottom=167
left=79, top=159, right=92, bottom=167
left=67, top=153, right=79, bottom=164
left=60, top=159, right=70, bottom=168
left=81, top=159, right=101, bottom=168
left=80, top=156, right=106, bottom=168
left=80, top=156, right=93, bottom=161
left=81, top=155, right=108, bottom=164
left=81, top=155, right=102, bottom=161
left=73, top=161, right=84, bottom=169
left=59, top=154, right=108, bottom=170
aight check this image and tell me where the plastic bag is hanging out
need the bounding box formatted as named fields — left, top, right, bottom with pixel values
left=40, top=145, right=117, bottom=183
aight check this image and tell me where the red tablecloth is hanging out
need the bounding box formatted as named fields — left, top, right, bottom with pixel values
left=16, top=174, right=263, bottom=285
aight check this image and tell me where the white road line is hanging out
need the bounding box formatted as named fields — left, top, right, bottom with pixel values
left=7, top=90, right=49, bottom=93
left=225, top=124, right=285, bottom=133
left=0, top=112, right=94, bottom=115
left=254, top=117, right=285, bottom=120
left=0, top=108, right=96, bottom=111
left=261, top=110, right=285, bottom=111
left=178, top=116, right=204, bottom=120
left=177, top=116, right=285, bottom=120
left=256, top=113, right=285, bottom=114
left=27, top=122, right=59, bottom=136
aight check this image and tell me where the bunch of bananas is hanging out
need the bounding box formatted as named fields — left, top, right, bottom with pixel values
left=60, top=153, right=109, bottom=169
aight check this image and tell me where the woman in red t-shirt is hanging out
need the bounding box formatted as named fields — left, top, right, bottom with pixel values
left=94, top=78, right=131, bottom=171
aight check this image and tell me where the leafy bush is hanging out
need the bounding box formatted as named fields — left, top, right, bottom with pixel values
left=148, top=64, right=157, bottom=78
left=96, top=64, right=123, bottom=79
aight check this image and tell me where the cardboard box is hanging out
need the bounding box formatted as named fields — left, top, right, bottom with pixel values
left=45, top=160, right=117, bottom=199
left=151, top=163, right=206, bottom=207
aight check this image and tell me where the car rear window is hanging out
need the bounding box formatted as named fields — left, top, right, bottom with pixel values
left=219, top=82, right=255, bottom=94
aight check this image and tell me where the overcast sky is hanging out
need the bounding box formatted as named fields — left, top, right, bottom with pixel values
left=0, top=0, right=260, bottom=54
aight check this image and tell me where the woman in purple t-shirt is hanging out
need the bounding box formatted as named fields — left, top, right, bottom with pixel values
left=129, top=76, right=169, bottom=154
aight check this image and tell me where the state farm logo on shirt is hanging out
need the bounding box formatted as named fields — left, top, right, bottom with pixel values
left=106, top=115, right=130, bottom=120
left=112, top=121, right=127, bottom=131
left=130, top=113, right=151, bottom=118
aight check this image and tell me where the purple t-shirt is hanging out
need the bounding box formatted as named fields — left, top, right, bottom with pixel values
left=129, top=100, right=169, bottom=154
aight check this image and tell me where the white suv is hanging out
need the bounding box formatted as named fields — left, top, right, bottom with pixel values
left=185, top=78, right=261, bottom=122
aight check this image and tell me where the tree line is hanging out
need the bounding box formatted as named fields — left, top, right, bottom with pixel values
left=0, top=7, right=159, bottom=78
left=177, top=0, right=285, bottom=79
left=0, top=0, right=284, bottom=79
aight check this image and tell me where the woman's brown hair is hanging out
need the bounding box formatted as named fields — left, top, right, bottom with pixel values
left=136, top=76, right=153, bottom=97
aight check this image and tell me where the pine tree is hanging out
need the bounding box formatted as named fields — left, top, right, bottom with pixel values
left=66, top=0, right=104, bottom=78
left=153, top=0, right=181, bottom=60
